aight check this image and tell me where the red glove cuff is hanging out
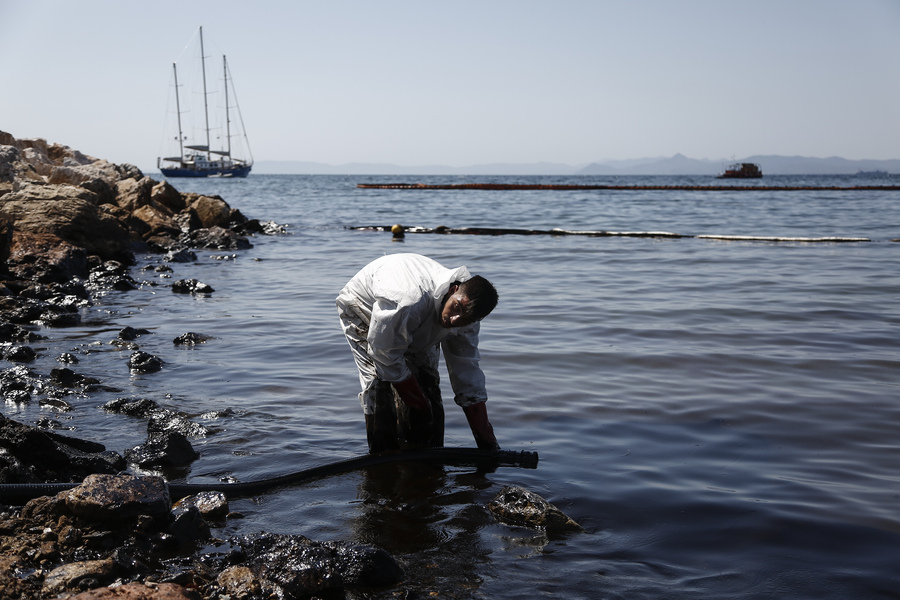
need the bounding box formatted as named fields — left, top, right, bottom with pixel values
left=463, top=402, right=499, bottom=450
left=392, top=377, right=429, bottom=411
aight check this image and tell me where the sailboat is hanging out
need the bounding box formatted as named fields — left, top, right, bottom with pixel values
left=158, top=27, right=253, bottom=178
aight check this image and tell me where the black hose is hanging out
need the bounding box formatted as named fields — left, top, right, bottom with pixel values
left=0, top=447, right=538, bottom=504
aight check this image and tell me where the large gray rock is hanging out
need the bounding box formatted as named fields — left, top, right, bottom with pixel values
left=150, top=180, right=186, bottom=213
left=64, top=473, right=171, bottom=524
left=184, top=193, right=231, bottom=228
left=132, top=203, right=178, bottom=237
left=114, top=176, right=155, bottom=213
left=47, top=161, right=119, bottom=205
left=1, top=182, right=132, bottom=262
left=228, top=532, right=404, bottom=598
left=42, top=558, right=117, bottom=596
left=6, top=230, right=88, bottom=282
left=66, top=582, right=196, bottom=599
left=0, top=145, right=20, bottom=183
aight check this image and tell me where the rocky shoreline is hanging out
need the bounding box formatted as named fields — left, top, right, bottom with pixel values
left=0, top=132, right=573, bottom=599
left=0, top=131, right=400, bottom=599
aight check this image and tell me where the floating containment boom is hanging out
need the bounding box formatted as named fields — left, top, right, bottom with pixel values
left=356, top=183, right=900, bottom=192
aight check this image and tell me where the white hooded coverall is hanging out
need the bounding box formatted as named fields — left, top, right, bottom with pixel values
left=335, top=253, right=488, bottom=415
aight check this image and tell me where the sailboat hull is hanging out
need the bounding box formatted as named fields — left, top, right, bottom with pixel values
left=161, top=164, right=252, bottom=178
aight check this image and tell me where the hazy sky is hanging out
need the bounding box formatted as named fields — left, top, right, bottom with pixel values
left=2, top=0, right=899, bottom=172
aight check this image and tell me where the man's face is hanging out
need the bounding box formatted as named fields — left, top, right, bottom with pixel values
left=440, top=286, right=475, bottom=328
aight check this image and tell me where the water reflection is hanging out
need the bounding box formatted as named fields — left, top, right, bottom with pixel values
left=351, top=461, right=498, bottom=597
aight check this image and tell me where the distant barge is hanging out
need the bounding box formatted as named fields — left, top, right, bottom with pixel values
left=717, top=162, right=763, bottom=179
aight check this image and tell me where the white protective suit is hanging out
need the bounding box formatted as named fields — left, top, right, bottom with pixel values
left=336, top=253, right=487, bottom=414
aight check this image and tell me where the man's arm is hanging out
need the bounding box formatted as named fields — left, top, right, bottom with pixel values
left=443, top=325, right=499, bottom=449
left=442, top=324, right=487, bottom=405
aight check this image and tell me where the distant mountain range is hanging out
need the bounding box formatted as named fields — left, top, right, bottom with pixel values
left=253, top=154, right=900, bottom=176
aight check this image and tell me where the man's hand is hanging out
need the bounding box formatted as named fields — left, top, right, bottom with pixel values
left=463, top=402, right=500, bottom=450
left=392, top=377, right=431, bottom=412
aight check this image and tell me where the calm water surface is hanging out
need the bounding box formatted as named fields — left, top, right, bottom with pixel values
left=5, top=174, right=899, bottom=599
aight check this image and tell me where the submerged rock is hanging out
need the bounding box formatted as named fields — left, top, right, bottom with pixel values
left=104, top=397, right=213, bottom=473
left=102, top=397, right=214, bottom=438
left=0, top=364, right=43, bottom=401
left=128, top=351, right=162, bottom=374
left=147, top=410, right=213, bottom=438
left=172, top=332, right=212, bottom=346
left=118, top=326, right=150, bottom=341
left=86, top=260, right=139, bottom=293
left=102, top=397, right=159, bottom=418
left=171, top=279, right=213, bottom=295
left=2, top=344, right=36, bottom=362
left=164, top=249, right=196, bottom=263
left=50, top=367, right=100, bottom=388
left=0, top=322, right=42, bottom=343
left=488, top=485, right=583, bottom=533
left=186, top=226, right=251, bottom=250
left=124, top=431, right=200, bottom=469
left=0, top=413, right=124, bottom=483
left=1, top=295, right=82, bottom=328
left=57, top=352, right=79, bottom=364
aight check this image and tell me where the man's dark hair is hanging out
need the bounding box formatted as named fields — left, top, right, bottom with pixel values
left=457, top=276, right=499, bottom=321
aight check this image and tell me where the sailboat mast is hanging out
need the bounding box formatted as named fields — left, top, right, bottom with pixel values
left=172, top=62, right=185, bottom=160
left=199, top=26, right=211, bottom=161
left=223, top=55, right=232, bottom=159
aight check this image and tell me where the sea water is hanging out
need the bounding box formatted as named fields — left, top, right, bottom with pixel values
left=4, top=174, right=899, bottom=598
